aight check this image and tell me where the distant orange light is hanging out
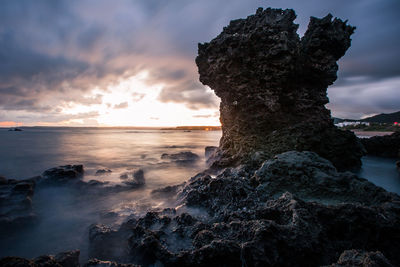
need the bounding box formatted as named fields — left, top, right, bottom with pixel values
left=0, top=121, right=17, bottom=127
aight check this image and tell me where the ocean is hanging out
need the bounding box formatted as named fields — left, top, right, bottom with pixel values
left=0, top=127, right=399, bottom=260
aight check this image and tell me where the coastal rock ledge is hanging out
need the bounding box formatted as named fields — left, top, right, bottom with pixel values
left=196, top=7, right=364, bottom=170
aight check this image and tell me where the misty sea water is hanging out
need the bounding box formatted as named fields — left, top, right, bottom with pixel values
left=0, top=127, right=399, bottom=261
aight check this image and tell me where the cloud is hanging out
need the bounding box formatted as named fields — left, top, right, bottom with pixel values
left=132, top=92, right=145, bottom=102
left=0, top=0, right=399, bottom=123
left=113, top=102, right=129, bottom=109
left=327, top=76, right=400, bottom=119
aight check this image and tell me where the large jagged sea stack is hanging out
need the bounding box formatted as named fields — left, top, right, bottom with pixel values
left=196, top=8, right=364, bottom=170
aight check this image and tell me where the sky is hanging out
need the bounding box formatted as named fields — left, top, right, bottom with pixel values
left=0, top=0, right=399, bottom=127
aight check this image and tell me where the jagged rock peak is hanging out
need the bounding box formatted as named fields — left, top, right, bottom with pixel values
left=196, top=7, right=363, bottom=170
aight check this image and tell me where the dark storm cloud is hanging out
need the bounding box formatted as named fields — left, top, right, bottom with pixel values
left=0, top=0, right=399, bottom=121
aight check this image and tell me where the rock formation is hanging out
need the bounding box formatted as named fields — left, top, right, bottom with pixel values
left=0, top=177, right=36, bottom=230
left=361, top=131, right=400, bottom=158
left=196, top=7, right=364, bottom=170
left=87, top=151, right=400, bottom=266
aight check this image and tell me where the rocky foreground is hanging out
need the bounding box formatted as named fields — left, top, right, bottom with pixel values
left=1, top=7, right=400, bottom=267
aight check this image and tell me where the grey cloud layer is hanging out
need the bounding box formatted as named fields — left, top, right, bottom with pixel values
left=0, top=0, right=399, bottom=122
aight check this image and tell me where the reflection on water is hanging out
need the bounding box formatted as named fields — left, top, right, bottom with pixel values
left=0, top=127, right=399, bottom=261
left=357, top=156, right=400, bottom=194
left=0, top=127, right=221, bottom=260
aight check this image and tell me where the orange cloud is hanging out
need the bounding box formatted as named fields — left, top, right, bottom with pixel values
left=0, top=121, right=17, bottom=127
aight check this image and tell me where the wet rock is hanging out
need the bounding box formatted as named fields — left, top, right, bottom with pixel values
left=0, top=250, right=79, bottom=267
left=54, top=250, right=80, bottom=267
left=0, top=176, right=7, bottom=185
left=119, top=173, right=129, bottom=179
left=254, top=151, right=398, bottom=205
left=361, top=131, right=400, bottom=158
left=196, top=7, right=364, bottom=170
left=0, top=257, right=37, bottom=266
left=204, top=146, right=218, bottom=159
left=41, top=165, right=84, bottom=184
left=0, top=177, right=36, bottom=231
left=84, top=259, right=140, bottom=267
left=161, top=152, right=200, bottom=165
left=88, top=151, right=400, bottom=266
left=88, top=224, right=130, bottom=262
left=95, top=169, right=112, bottom=176
left=122, top=169, right=145, bottom=188
left=133, top=170, right=145, bottom=185
left=151, top=184, right=184, bottom=198
left=325, top=250, right=394, bottom=267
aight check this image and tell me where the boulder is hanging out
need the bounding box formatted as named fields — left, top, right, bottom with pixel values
left=0, top=177, right=36, bottom=230
left=196, top=7, right=364, bottom=170
left=361, top=131, right=400, bottom=158
left=204, top=146, right=218, bottom=159
left=95, top=169, right=112, bottom=176
left=0, top=250, right=79, bottom=267
left=41, top=165, right=84, bottom=184
left=161, top=152, right=200, bottom=165
left=122, top=169, right=145, bottom=187
left=84, top=259, right=140, bottom=267
left=325, top=250, right=394, bottom=267
left=87, top=151, right=400, bottom=266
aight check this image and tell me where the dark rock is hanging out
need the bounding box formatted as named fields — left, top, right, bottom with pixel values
left=0, top=250, right=79, bottom=267
left=119, top=173, right=129, bottom=179
left=361, top=131, right=400, bottom=158
left=133, top=170, right=145, bottom=185
left=41, top=165, right=84, bottom=184
left=0, top=257, right=36, bottom=266
left=205, top=146, right=218, bottom=159
left=196, top=7, right=364, bottom=170
left=95, top=169, right=112, bottom=176
left=33, top=255, right=62, bottom=266
left=151, top=184, right=184, bottom=198
left=161, top=152, right=200, bottom=165
left=122, top=169, right=145, bottom=188
left=325, top=250, right=394, bottom=267
left=54, top=250, right=80, bottom=267
left=0, top=176, right=7, bottom=185
left=84, top=259, right=140, bottom=267
left=0, top=178, right=36, bottom=231
left=87, top=151, right=400, bottom=267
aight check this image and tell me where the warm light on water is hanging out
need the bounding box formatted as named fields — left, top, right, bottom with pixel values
left=0, top=128, right=398, bottom=261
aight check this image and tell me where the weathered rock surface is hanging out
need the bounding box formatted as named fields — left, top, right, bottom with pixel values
left=324, top=249, right=394, bottom=267
left=161, top=151, right=200, bottom=165
left=204, top=146, right=218, bottom=159
left=361, top=131, right=400, bottom=158
left=0, top=177, right=36, bottom=230
left=84, top=259, right=140, bottom=267
left=196, top=7, right=364, bottom=170
left=88, top=151, right=400, bottom=267
left=96, top=169, right=112, bottom=176
left=41, top=165, right=84, bottom=184
left=0, top=250, right=79, bottom=267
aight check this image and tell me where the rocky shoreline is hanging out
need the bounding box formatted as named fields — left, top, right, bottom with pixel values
left=1, top=7, right=400, bottom=267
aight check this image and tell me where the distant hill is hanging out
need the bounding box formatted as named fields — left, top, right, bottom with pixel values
left=334, top=111, right=400, bottom=124
left=360, top=111, right=400, bottom=123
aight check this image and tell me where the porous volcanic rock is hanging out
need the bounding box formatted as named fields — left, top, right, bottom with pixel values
left=41, top=164, right=84, bottom=184
left=196, top=7, right=364, bottom=170
left=324, top=249, right=394, bottom=267
left=0, top=177, right=36, bottom=230
left=0, top=250, right=79, bottom=267
left=88, top=151, right=400, bottom=266
left=361, top=131, right=400, bottom=158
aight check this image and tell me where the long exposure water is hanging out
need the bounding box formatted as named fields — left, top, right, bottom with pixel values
left=0, top=127, right=398, bottom=261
